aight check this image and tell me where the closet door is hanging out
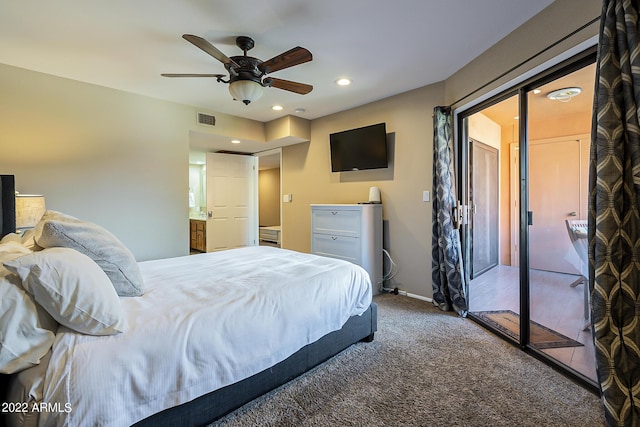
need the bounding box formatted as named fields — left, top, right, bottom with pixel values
left=470, top=139, right=499, bottom=278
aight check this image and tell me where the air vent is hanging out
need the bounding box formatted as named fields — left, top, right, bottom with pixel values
left=197, top=112, right=216, bottom=126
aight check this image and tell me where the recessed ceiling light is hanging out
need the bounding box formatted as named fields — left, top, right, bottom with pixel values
left=231, top=139, right=241, bottom=144
left=295, top=108, right=306, bottom=113
left=546, top=87, right=582, bottom=102
left=272, top=105, right=283, bottom=111
left=335, top=78, right=351, bottom=86
left=532, top=89, right=542, bottom=95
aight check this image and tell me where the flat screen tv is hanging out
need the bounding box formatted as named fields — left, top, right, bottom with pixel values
left=330, top=123, right=387, bottom=172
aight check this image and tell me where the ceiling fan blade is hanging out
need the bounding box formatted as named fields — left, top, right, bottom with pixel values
left=182, top=34, right=239, bottom=68
left=161, top=73, right=225, bottom=78
left=260, top=47, right=312, bottom=73
left=268, top=77, right=313, bottom=95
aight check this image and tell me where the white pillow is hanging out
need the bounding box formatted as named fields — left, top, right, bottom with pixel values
left=0, top=271, right=56, bottom=374
left=34, top=210, right=144, bottom=297
left=4, top=247, right=126, bottom=336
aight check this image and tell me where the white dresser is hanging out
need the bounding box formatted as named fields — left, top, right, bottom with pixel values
left=310, top=204, right=383, bottom=294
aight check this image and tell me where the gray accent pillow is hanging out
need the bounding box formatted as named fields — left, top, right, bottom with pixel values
left=34, top=211, right=144, bottom=297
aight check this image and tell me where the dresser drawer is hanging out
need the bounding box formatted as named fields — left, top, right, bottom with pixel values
left=311, top=234, right=361, bottom=264
left=312, top=208, right=361, bottom=237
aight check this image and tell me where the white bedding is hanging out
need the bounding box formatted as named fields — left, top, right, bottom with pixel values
left=19, top=246, right=372, bottom=427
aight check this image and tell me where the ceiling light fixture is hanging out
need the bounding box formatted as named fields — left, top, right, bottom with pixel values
left=229, top=80, right=264, bottom=105
left=546, top=87, right=582, bottom=102
left=272, top=105, right=283, bottom=111
left=231, top=139, right=241, bottom=144
left=336, top=78, right=351, bottom=86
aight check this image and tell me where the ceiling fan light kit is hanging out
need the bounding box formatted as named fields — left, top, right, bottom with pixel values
left=162, top=34, right=313, bottom=105
left=229, top=80, right=264, bottom=105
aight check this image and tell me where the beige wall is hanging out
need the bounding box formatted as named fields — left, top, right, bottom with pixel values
left=0, top=63, right=261, bottom=261
left=282, top=83, right=445, bottom=297
left=259, top=168, right=280, bottom=226
left=469, top=113, right=501, bottom=150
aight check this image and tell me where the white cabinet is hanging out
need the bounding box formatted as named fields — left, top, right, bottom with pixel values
left=311, top=204, right=383, bottom=294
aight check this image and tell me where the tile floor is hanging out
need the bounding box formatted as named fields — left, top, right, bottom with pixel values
left=469, top=265, right=596, bottom=381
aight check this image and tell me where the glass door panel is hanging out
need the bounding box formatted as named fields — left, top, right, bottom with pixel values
left=526, top=64, right=596, bottom=381
left=466, top=95, right=521, bottom=342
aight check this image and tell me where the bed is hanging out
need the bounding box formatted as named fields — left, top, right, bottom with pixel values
left=0, top=176, right=377, bottom=427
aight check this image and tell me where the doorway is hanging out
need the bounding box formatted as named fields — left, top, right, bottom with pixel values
left=256, top=149, right=282, bottom=248
left=459, top=49, right=597, bottom=387
left=188, top=151, right=259, bottom=252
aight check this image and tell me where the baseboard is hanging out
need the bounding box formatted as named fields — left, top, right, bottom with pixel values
left=405, top=292, right=432, bottom=303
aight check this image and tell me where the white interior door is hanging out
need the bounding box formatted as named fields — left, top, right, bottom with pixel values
left=510, top=135, right=589, bottom=273
left=205, top=152, right=258, bottom=251
left=528, top=136, right=589, bottom=274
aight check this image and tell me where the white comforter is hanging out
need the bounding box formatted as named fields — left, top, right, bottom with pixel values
left=37, top=246, right=372, bottom=426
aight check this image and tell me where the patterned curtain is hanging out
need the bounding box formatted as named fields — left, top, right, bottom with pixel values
left=432, top=106, right=468, bottom=316
left=590, top=1, right=640, bottom=425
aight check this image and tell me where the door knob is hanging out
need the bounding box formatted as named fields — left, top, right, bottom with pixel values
left=568, top=211, right=577, bottom=217
left=207, top=211, right=213, bottom=218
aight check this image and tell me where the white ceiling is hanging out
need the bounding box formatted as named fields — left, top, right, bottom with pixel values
left=1, top=0, right=556, bottom=125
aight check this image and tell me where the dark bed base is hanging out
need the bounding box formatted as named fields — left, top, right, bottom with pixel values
left=0, top=175, right=378, bottom=427
left=0, top=303, right=376, bottom=427
left=133, top=302, right=377, bottom=427
left=0, top=302, right=378, bottom=427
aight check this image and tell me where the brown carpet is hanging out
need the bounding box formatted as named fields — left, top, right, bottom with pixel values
left=210, top=294, right=604, bottom=427
left=472, top=310, right=584, bottom=349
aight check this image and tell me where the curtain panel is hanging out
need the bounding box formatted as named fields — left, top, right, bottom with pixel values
left=590, top=1, right=640, bottom=425
left=431, top=106, right=468, bottom=317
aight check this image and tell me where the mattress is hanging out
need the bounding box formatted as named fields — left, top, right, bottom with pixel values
left=7, top=246, right=372, bottom=427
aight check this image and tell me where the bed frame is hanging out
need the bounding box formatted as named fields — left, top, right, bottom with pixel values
left=134, top=304, right=376, bottom=426
left=0, top=175, right=378, bottom=426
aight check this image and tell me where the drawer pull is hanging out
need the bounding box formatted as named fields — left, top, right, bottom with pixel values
left=332, top=236, right=338, bottom=240
left=331, top=211, right=338, bottom=215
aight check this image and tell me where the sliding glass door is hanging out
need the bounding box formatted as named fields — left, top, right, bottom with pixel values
left=459, top=49, right=597, bottom=388
left=526, top=63, right=595, bottom=380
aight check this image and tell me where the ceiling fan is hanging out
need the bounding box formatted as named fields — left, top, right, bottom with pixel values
left=162, top=34, right=313, bottom=105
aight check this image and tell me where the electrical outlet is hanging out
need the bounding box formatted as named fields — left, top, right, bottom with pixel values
left=423, top=190, right=430, bottom=202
